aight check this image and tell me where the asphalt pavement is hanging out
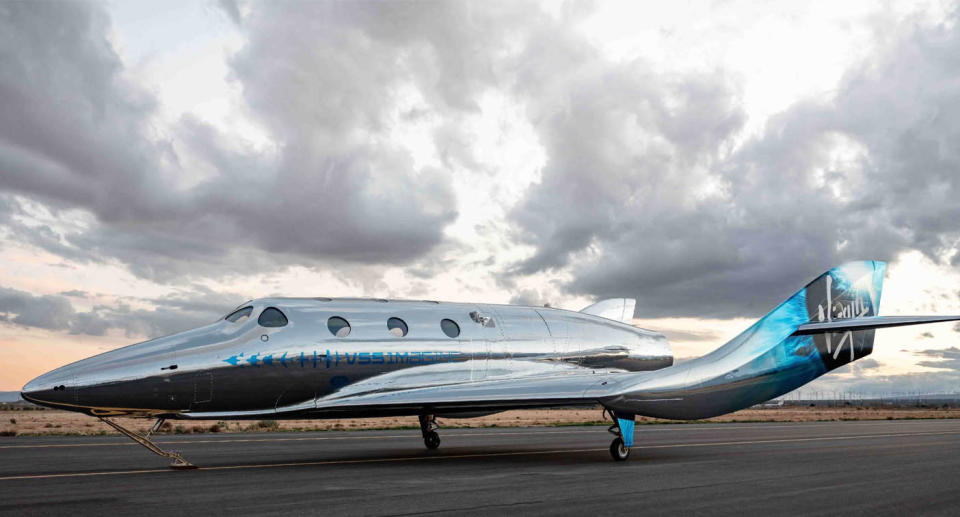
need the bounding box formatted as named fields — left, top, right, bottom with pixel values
left=3, top=419, right=960, bottom=516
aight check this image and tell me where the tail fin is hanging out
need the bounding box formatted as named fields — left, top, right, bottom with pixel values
left=617, top=261, right=889, bottom=419
left=612, top=261, right=960, bottom=420
left=707, top=260, right=887, bottom=377
left=800, top=260, right=886, bottom=371
left=792, top=261, right=960, bottom=370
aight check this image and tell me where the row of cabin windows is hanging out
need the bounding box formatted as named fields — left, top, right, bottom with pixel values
left=224, top=306, right=461, bottom=338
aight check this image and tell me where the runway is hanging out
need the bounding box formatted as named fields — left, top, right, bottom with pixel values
left=3, top=419, right=960, bottom=516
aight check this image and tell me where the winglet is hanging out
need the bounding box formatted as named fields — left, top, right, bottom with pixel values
left=580, top=298, right=636, bottom=323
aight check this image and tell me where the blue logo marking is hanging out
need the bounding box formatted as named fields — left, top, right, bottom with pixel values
left=223, top=349, right=464, bottom=368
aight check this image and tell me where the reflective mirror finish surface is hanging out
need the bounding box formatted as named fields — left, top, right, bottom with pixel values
left=21, top=297, right=671, bottom=417
left=23, top=261, right=958, bottom=423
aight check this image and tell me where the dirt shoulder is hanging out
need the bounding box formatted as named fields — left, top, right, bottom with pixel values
left=4, top=406, right=960, bottom=437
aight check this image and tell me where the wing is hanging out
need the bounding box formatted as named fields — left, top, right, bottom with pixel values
left=313, top=370, right=620, bottom=413
left=181, top=361, right=634, bottom=420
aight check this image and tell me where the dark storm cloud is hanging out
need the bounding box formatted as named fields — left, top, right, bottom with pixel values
left=0, top=285, right=247, bottom=339
left=0, top=1, right=461, bottom=282
left=0, top=287, right=75, bottom=331
left=508, top=9, right=960, bottom=318
left=4, top=0, right=960, bottom=317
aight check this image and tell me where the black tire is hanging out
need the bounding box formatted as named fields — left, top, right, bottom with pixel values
left=609, top=437, right=629, bottom=461
left=424, top=431, right=441, bottom=450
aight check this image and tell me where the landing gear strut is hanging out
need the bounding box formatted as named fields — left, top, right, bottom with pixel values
left=604, top=409, right=635, bottom=462
left=98, top=416, right=196, bottom=469
left=418, top=414, right=440, bottom=450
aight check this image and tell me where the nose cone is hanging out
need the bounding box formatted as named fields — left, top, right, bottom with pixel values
left=21, top=368, right=78, bottom=409
left=20, top=322, right=223, bottom=412
left=21, top=376, right=41, bottom=395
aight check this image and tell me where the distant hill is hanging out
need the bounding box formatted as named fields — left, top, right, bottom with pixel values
left=0, top=391, right=22, bottom=403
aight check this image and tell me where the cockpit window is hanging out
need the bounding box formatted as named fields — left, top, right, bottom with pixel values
left=258, top=307, right=288, bottom=327
left=225, top=306, right=253, bottom=323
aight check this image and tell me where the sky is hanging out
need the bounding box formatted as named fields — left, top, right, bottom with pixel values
left=2, top=0, right=960, bottom=396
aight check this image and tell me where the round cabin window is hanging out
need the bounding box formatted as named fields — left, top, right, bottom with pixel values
left=327, top=316, right=351, bottom=337
left=441, top=319, right=460, bottom=338
left=258, top=307, right=288, bottom=327
left=387, top=317, right=408, bottom=337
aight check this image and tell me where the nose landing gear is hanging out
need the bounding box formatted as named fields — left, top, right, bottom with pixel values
left=418, top=414, right=441, bottom=450
left=604, top=409, right=636, bottom=462
left=98, top=416, right=196, bottom=469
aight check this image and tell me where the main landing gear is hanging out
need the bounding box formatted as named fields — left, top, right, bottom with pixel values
left=98, top=416, right=196, bottom=469
left=418, top=414, right=441, bottom=450
left=604, top=409, right=636, bottom=462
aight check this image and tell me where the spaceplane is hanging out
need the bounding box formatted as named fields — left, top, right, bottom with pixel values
left=21, top=261, right=960, bottom=467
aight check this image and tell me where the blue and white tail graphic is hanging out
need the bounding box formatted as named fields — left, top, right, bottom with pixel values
left=699, top=260, right=888, bottom=388
left=801, top=260, right=885, bottom=371
left=613, top=261, right=960, bottom=420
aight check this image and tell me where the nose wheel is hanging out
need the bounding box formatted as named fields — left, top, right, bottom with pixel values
left=418, top=414, right=441, bottom=450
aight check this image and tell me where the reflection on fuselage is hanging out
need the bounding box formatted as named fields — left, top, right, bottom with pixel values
left=21, top=298, right=672, bottom=416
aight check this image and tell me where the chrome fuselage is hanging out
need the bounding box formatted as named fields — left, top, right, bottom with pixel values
left=21, top=298, right=672, bottom=417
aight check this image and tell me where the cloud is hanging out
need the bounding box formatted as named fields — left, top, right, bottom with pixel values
left=506, top=8, right=960, bottom=318
left=0, top=1, right=460, bottom=282
left=217, top=0, right=242, bottom=25
left=3, top=1, right=960, bottom=326
left=799, top=348, right=960, bottom=395
left=804, top=369, right=960, bottom=396
left=508, top=288, right=550, bottom=307
left=656, top=327, right=721, bottom=343
left=830, top=357, right=882, bottom=377
left=0, top=287, right=75, bottom=331
left=0, top=285, right=246, bottom=339
left=914, top=346, right=960, bottom=371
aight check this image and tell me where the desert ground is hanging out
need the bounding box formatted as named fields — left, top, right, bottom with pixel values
left=4, top=405, right=960, bottom=436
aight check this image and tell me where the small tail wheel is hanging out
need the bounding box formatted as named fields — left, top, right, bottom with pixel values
left=609, top=437, right=630, bottom=461
left=424, top=430, right=441, bottom=450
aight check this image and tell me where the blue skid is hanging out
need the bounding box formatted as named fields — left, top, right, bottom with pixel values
left=617, top=415, right=635, bottom=447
